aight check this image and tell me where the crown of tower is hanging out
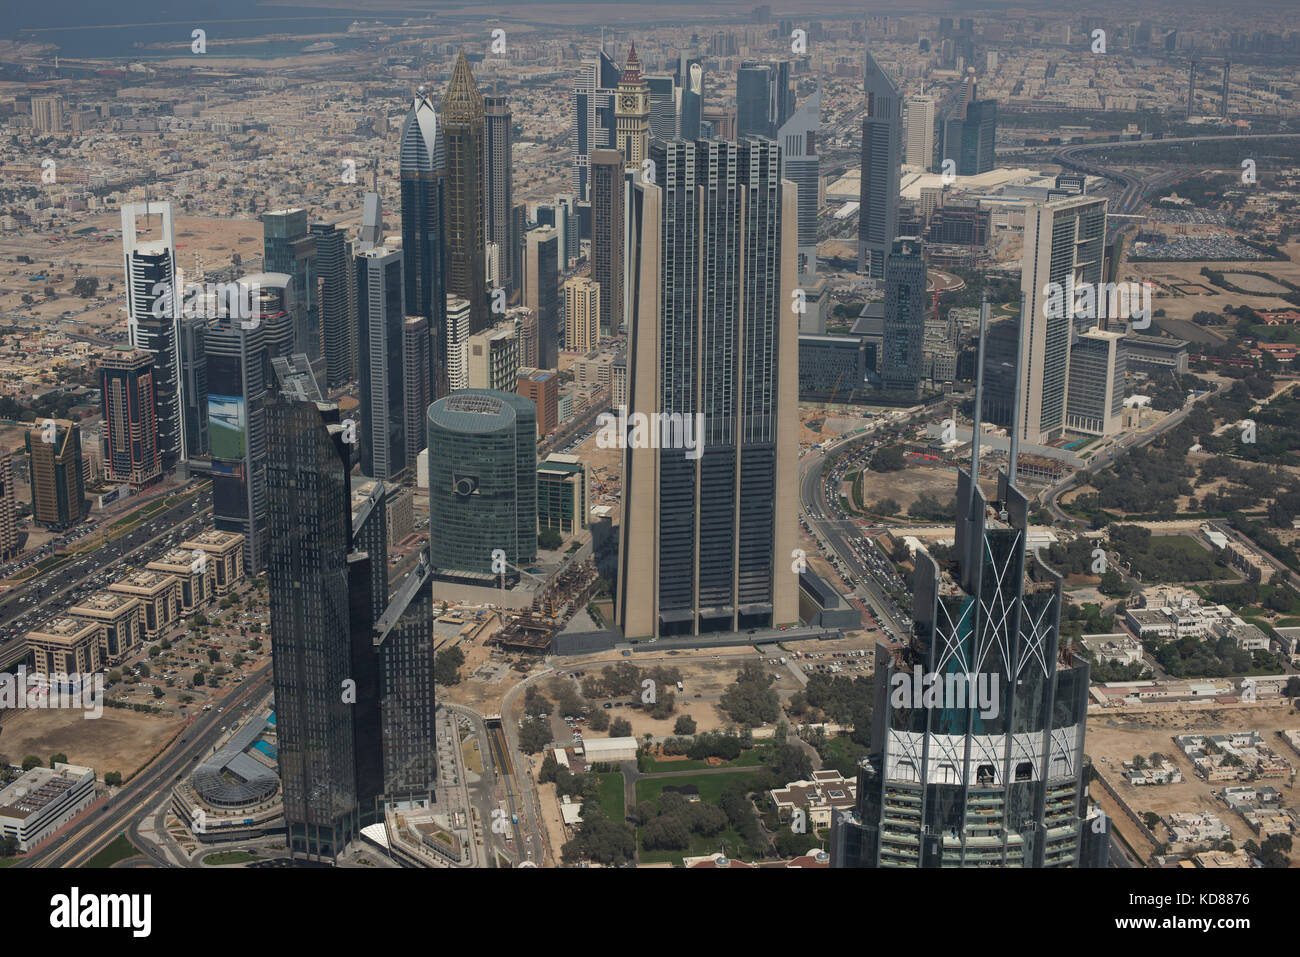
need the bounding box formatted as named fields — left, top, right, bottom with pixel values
left=621, top=43, right=641, bottom=84
left=443, top=50, right=484, bottom=122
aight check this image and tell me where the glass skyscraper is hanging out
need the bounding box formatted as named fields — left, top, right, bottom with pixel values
left=858, top=38, right=901, bottom=278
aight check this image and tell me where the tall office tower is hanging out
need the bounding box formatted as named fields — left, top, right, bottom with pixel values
left=1019, top=195, right=1108, bottom=444
left=509, top=305, right=538, bottom=368
left=399, top=87, right=449, bottom=399
left=571, top=48, right=622, bottom=201
left=524, top=226, right=560, bottom=369
left=644, top=73, right=678, bottom=140
left=442, top=52, right=489, bottom=335
left=122, top=201, right=185, bottom=471
left=445, top=295, right=472, bottom=392
left=262, top=209, right=319, bottom=367
left=25, top=420, right=86, bottom=530
left=833, top=394, right=1100, bottom=866
left=355, top=246, right=407, bottom=481
left=1186, top=59, right=1198, bottom=118
left=880, top=237, right=927, bottom=395
left=510, top=203, right=527, bottom=290
left=778, top=84, right=821, bottom=276
left=426, top=390, right=537, bottom=583
left=347, top=473, right=390, bottom=627
left=242, top=272, right=296, bottom=361
left=401, top=316, right=431, bottom=466
left=617, top=138, right=799, bottom=639
left=980, top=313, right=1020, bottom=429
left=943, top=97, right=997, bottom=176
left=614, top=44, right=652, bottom=174
left=31, top=95, right=64, bottom=133
left=554, top=194, right=579, bottom=266
left=858, top=38, right=902, bottom=278
left=374, top=551, right=435, bottom=797
left=563, top=275, right=601, bottom=353
left=1220, top=59, right=1231, bottom=118
left=516, top=367, right=558, bottom=436
left=0, top=451, right=16, bottom=561
left=310, top=222, right=355, bottom=390
left=178, top=315, right=208, bottom=457
left=466, top=321, right=521, bottom=392
left=737, top=62, right=773, bottom=137
left=99, top=348, right=161, bottom=488
left=358, top=192, right=383, bottom=251
left=678, top=58, right=703, bottom=140
left=265, top=376, right=362, bottom=860
left=483, top=95, right=515, bottom=296
left=590, top=150, right=625, bottom=336
left=904, top=94, right=935, bottom=169
left=1066, top=329, right=1126, bottom=437
left=206, top=303, right=270, bottom=573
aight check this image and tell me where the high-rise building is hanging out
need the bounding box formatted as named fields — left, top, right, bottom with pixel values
left=904, top=94, right=935, bottom=169
left=880, top=237, right=927, bottom=395
left=617, top=138, right=799, bottom=639
left=25, top=419, right=86, bottom=530
left=678, top=57, right=704, bottom=140
left=402, top=316, right=431, bottom=467
left=737, top=62, right=773, bottom=137
left=524, top=227, right=560, bottom=369
left=426, top=391, right=537, bottom=584
left=206, top=295, right=270, bottom=572
left=445, top=295, right=472, bottom=392
left=509, top=305, right=538, bottom=368
left=483, top=95, right=515, bottom=296
left=1066, top=328, right=1126, bottom=437
left=644, top=73, right=678, bottom=141
left=466, top=321, right=521, bottom=393
left=373, top=551, right=435, bottom=798
left=858, top=39, right=902, bottom=278
left=122, top=201, right=185, bottom=471
left=833, top=348, right=1101, bottom=867
left=1019, top=195, right=1108, bottom=444
left=399, top=87, right=449, bottom=399
left=554, top=193, right=579, bottom=267
left=0, top=451, right=17, bottom=561
left=100, top=348, right=161, bottom=488
left=614, top=44, right=652, bottom=174
left=571, top=48, right=623, bottom=201
left=516, top=367, right=558, bottom=436
left=538, top=453, right=588, bottom=535
left=31, top=95, right=64, bottom=133
left=356, top=246, right=407, bottom=481
left=778, top=84, right=821, bottom=275
left=563, top=275, right=600, bottom=353
left=262, top=209, right=319, bottom=367
left=590, top=150, right=626, bottom=336
left=943, top=97, right=997, bottom=176
left=442, top=52, right=489, bottom=335
left=179, top=315, right=208, bottom=458
left=265, top=373, right=365, bottom=861
left=241, top=273, right=296, bottom=362
left=310, top=221, right=356, bottom=390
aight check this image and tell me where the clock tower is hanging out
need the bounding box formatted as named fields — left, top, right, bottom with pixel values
left=615, top=43, right=651, bottom=173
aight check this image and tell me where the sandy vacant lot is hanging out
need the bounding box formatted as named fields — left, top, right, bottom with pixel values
left=0, top=705, right=183, bottom=779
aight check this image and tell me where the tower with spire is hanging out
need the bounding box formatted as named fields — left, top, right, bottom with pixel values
left=442, top=51, right=489, bottom=335
left=615, top=43, right=652, bottom=173
left=399, top=84, right=448, bottom=399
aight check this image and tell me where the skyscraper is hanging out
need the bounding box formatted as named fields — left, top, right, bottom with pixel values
left=524, top=226, right=560, bottom=369
left=0, top=451, right=17, bottom=561
left=26, top=419, right=86, bottom=530
left=778, top=84, right=821, bottom=275
left=617, top=138, right=799, bottom=639
left=590, top=149, right=625, bottom=336
left=262, top=209, right=319, bottom=367
left=310, top=221, right=355, bottom=391
left=442, top=52, right=489, bottom=335
left=399, top=87, right=449, bottom=398
left=644, top=72, right=678, bottom=141
left=1019, top=195, right=1108, bottom=444
left=833, top=316, right=1101, bottom=868
left=563, top=275, right=600, bottom=353
left=373, top=551, right=435, bottom=798
left=100, top=348, right=161, bottom=488
left=677, top=57, right=704, bottom=140
left=944, top=95, right=997, bottom=176
left=179, top=314, right=208, bottom=458
left=483, top=95, right=515, bottom=296
left=904, top=94, right=935, bottom=169
left=571, top=48, right=622, bottom=201
left=426, top=390, right=537, bottom=583
left=355, top=246, right=407, bottom=480
left=858, top=38, right=902, bottom=277
left=880, top=237, right=927, bottom=395
left=445, top=295, right=472, bottom=392
left=1066, top=328, right=1126, bottom=437
left=614, top=45, right=651, bottom=174
left=206, top=292, right=270, bottom=573
left=402, top=315, right=431, bottom=466
left=122, top=201, right=185, bottom=471
left=737, top=62, right=773, bottom=137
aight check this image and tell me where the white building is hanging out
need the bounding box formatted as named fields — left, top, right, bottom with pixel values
left=0, top=762, right=96, bottom=852
left=580, top=736, right=638, bottom=763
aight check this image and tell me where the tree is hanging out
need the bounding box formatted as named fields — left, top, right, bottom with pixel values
left=21, top=755, right=41, bottom=772
left=870, top=444, right=906, bottom=472
left=609, top=717, right=633, bottom=738
left=49, top=753, right=68, bottom=768
left=152, top=685, right=164, bottom=698
left=103, top=771, right=122, bottom=786
left=518, top=716, right=551, bottom=754
left=538, top=527, right=562, bottom=551
left=0, top=835, right=18, bottom=857
left=1098, top=569, right=1130, bottom=597
left=137, top=662, right=151, bottom=678
left=206, top=649, right=220, bottom=664
left=435, top=646, right=465, bottom=685
left=589, top=708, right=610, bottom=732
left=673, top=714, right=697, bottom=735
left=192, top=672, right=205, bottom=687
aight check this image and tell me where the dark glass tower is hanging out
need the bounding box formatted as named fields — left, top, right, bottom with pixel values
left=374, top=551, right=435, bottom=799
left=483, top=94, right=514, bottom=296
left=399, top=87, right=449, bottom=399
left=355, top=246, right=407, bottom=481
left=426, top=390, right=536, bottom=583
left=179, top=315, right=208, bottom=458
left=590, top=149, right=625, bottom=337
left=880, top=236, right=927, bottom=395
left=262, top=209, right=319, bottom=368
left=858, top=37, right=901, bottom=278
left=616, top=138, right=799, bottom=639
left=310, top=221, right=354, bottom=390
left=442, top=52, right=489, bottom=335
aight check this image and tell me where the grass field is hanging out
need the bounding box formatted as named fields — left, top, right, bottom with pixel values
left=203, top=850, right=257, bottom=866
left=640, top=749, right=765, bottom=774
left=596, top=772, right=624, bottom=822
left=634, top=770, right=766, bottom=865
left=634, top=769, right=763, bottom=807
left=82, top=833, right=140, bottom=869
